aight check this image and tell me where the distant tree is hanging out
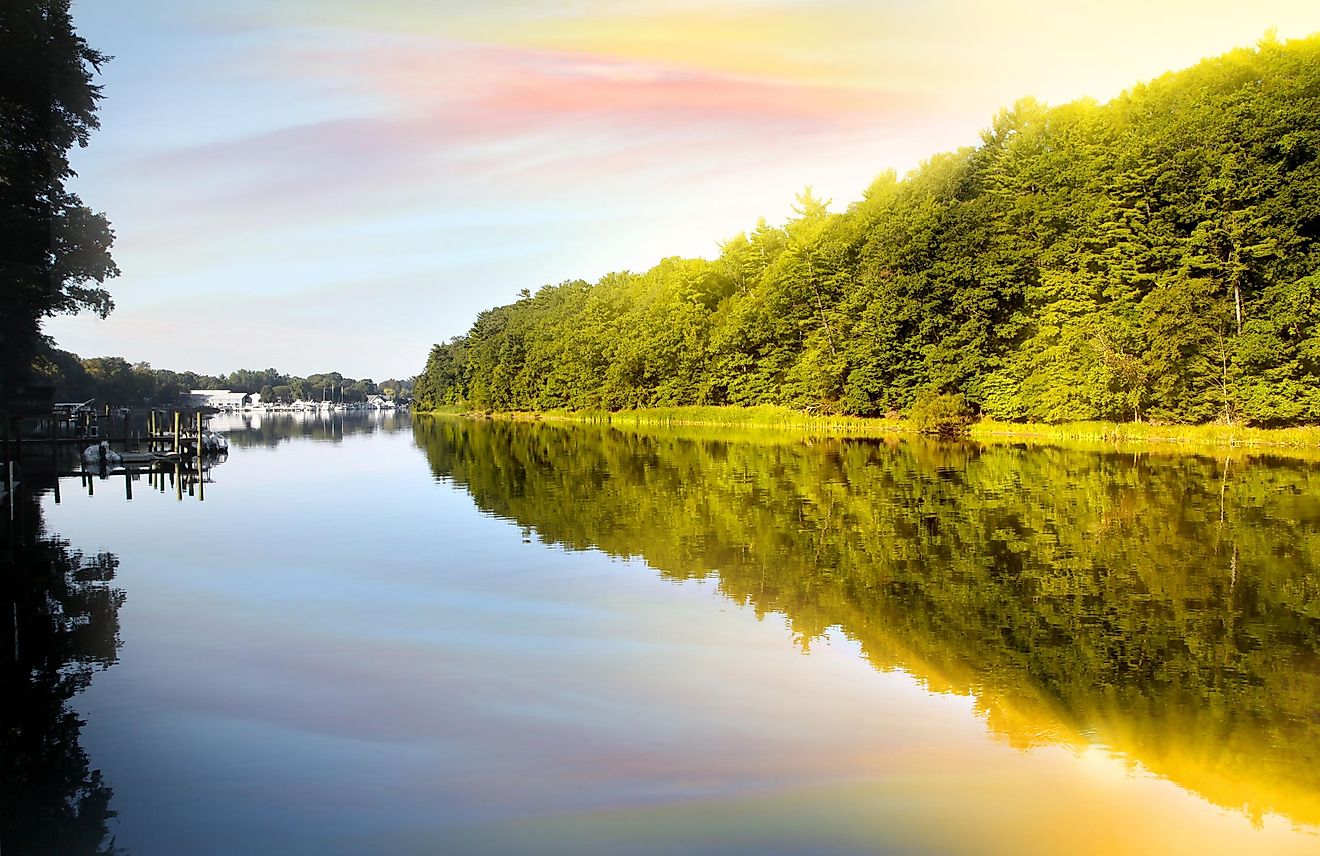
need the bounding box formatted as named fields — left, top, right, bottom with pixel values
left=29, top=343, right=92, bottom=399
left=1, top=1, right=118, bottom=396
left=80, top=356, right=136, bottom=403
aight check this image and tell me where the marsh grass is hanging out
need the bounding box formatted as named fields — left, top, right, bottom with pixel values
left=435, top=406, right=1320, bottom=457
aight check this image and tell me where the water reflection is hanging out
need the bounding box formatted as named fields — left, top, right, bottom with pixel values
left=414, top=416, right=1320, bottom=829
left=1, top=493, right=126, bottom=855
left=210, top=411, right=410, bottom=449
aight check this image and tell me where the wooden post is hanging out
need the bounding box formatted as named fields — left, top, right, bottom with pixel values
left=173, top=411, right=180, bottom=455
left=7, top=417, right=20, bottom=466
left=125, top=471, right=132, bottom=501
left=196, top=411, right=204, bottom=503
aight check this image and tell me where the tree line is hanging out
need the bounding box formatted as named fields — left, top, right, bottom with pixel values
left=33, top=344, right=413, bottom=406
left=416, top=33, right=1320, bottom=426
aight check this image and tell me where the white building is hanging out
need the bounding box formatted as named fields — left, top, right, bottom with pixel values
left=189, top=389, right=251, bottom=409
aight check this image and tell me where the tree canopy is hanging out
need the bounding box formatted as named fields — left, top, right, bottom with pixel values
left=0, top=1, right=118, bottom=396
left=416, top=34, right=1320, bottom=427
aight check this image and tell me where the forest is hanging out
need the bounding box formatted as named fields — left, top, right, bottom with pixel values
left=415, top=34, right=1320, bottom=426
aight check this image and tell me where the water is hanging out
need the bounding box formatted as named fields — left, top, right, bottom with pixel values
left=5, top=412, right=1320, bottom=854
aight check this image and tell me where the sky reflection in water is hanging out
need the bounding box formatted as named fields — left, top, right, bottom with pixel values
left=29, top=412, right=1320, bottom=854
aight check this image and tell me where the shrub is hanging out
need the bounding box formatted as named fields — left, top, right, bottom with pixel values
left=910, top=392, right=973, bottom=438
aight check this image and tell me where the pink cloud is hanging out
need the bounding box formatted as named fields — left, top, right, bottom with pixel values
left=114, top=37, right=927, bottom=235
left=329, top=37, right=912, bottom=134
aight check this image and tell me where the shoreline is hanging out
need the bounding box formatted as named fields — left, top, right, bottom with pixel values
left=419, top=405, right=1320, bottom=457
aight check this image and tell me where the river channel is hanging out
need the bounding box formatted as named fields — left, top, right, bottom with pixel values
left=6, top=411, right=1320, bottom=854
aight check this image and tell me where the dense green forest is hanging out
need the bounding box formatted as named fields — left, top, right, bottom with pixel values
left=32, top=344, right=413, bottom=405
left=416, top=34, right=1320, bottom=426
left=415, top=415, right=1320, bottom=825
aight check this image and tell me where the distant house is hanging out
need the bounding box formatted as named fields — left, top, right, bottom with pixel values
left=52, top=399, right=98, bottom=437
left=53, top=399, right=96, bottom=419
left=366, top=394, right=391, bottom=408
left=188, top=389, right=251, bottom=409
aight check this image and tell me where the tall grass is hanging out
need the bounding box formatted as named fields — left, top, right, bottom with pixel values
left=425, top=405, right=1320, bottom=455
left=972, top=419, right=1320, bottom=449
left=528, top=405, right=907, bottom=435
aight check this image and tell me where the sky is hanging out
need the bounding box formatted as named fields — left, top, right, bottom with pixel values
left=45, top=0, right=1320, bottom=382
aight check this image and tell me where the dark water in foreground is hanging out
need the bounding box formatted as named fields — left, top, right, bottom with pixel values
left=5, top=412, right=1320, bottom=854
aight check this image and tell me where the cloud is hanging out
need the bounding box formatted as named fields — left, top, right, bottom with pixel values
left=87, top=32, right=933, bottom=299
left=65, top=0, right=1320, bottom=377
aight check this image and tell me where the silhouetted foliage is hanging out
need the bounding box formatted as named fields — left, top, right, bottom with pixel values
left=0, top=1, right=118, bottom=396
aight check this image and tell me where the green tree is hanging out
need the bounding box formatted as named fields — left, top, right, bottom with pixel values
left=1, top=1, right=118, bottom=395
left=414, top=34, right=1320, bottom=428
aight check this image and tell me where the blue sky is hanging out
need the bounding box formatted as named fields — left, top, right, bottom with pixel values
left=45, top=0, right=1320, bottom=381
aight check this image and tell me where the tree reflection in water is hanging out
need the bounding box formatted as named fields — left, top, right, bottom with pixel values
left=1, top=493, right=125, bottom=855
left=415, top=415, right=1320, bottom=829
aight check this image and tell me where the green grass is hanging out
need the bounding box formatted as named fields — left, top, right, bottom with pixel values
left=508, top=405, right=907, bottom=435
left=424, top=405, right=1320, bottom=457
left=971, top=419, right=1320, bottom=448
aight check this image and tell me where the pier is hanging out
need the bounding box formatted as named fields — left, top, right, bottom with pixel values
left=2, top=395, right=228, bottom=510
left=3, top=401, right=223, bottom=462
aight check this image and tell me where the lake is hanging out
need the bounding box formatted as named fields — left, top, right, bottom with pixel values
left=6, top=412, right=1320, bottom=854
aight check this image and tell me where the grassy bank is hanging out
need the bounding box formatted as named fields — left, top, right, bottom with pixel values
left=538, top=405, right=906, bottom=435
left=423, top=405, right=1320, bottom=454
left=971, top=419, right=1320, bottom=449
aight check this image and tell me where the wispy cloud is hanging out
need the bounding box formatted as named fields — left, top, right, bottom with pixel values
left=47, top=0, right=1320, bottom=377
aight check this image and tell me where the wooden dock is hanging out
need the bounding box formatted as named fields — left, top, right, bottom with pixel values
left=3, top=405, right=228, bottom=507
left=7, top=406, right=222, bottom=458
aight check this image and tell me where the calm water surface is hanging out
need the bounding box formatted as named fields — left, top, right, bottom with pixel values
left=6, top=412, right=1320, bottom=854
